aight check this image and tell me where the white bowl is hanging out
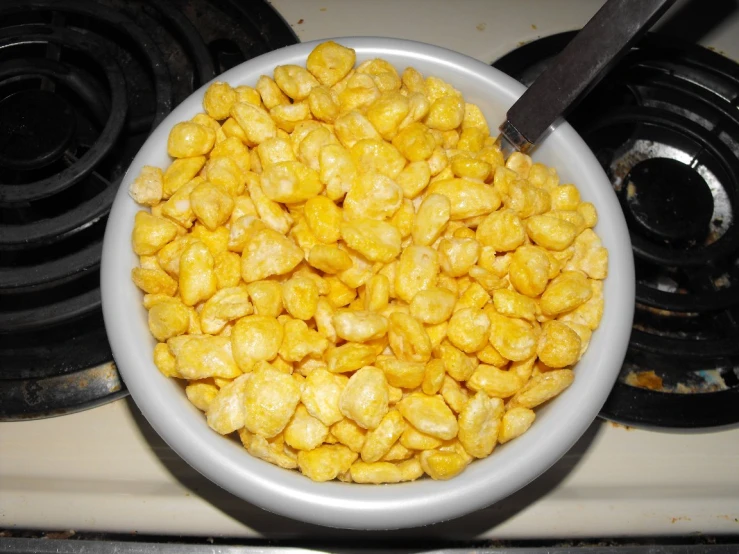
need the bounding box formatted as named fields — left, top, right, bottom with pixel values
left=101, top=37, right=635, bottom=530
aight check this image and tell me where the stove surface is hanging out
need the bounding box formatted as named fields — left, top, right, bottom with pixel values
left=2, top=0, right=739, bottom=540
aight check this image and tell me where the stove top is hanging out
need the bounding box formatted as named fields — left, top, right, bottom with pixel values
left=0, top=0, right=297, bottom=420
left=494, top=32, right=739, bottom=429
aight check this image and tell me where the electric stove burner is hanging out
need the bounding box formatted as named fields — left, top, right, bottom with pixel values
left=0, top=0, right=296, bottom=420
left=494, top=33, right=739, bottom=429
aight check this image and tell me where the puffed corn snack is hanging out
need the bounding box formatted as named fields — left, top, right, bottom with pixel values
left=129, top=40, right=608, bottom=484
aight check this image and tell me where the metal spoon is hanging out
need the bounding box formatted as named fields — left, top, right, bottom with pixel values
left=498, top=0, right=676, bottom=154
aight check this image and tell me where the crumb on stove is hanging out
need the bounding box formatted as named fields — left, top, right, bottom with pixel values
left=476, top=23, right=486, bottom=31
left=625, top=370, right=664, bottom=391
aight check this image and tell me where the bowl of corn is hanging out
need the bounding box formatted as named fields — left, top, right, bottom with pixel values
left=101, top=37, right=635, bottom=529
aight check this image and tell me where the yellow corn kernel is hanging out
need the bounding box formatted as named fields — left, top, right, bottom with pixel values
left=349, top=139, right=407, bottom=179
left=493, top=289, right=538, bottom=322
left=397, top=392, right=458, bottom=440
left=525, top=214, right=578, bottom=251
left=387, top=312, right=432, bottom=363
left=412, top=193, right=449, bottom=246
left=537, top=320, right=581, bottom=368
left=297, top=444, right=358, bottom=482
left=239, top=429, right=298, bottom=470
left=367, top=91, right=410, bottom=140
left=475, top=209, right=525, bottom=252
left=391, top=163, right=430, bottom=202
left=550, top=184, right=581, bottom=211
left=278, top=318, right=329, bottom=363
left=178, top=242, right=217, bottom=306
left=375, top=356, right=426, bottom=389
left=409, top=287, right=456, bottom=325
left=509, top=369, right=574, bottom=409
left=331, top=418, right=367, bottom=452
left=564, top=228, right=608, bottom=280
left=437, top=237, right=480, bottom=277
left=243, top=280, right=282, bottom=319
left=341, top=218, right=402, bottom=263
left=153, top=342, right=179, bottom=378
left=203, top=81, right=237, bottom=120
left=338, top=73, right=381, bottom=113
left=283, top=404, right=329, bottom=451
left=306, top=40, right=356, bottom=86
left=447, top=307, right=490, bottom=353
left=307, top=85, right=340, bottom=122
left=391, top=121, right=436, bottom=162
left=175, top=335, right=240, bottom=380
left=301, top=368, right=347, bottom=426
left=167, top=121, right=215, bottom=158
left=281, top=276, right=319, bottom=321
left=255, top=75, right=290, bottom=109
left=439, top=374, right=469, bottom=414
left=339, top=366, right=389, bottom=430
left=269, top=101, right=310, bottom=133
left=189, top=181, right=234, bottom=231
left=240, top=228, right=303, bottom=283
left=244, top=365, right=301, bottom=438
left=506, top=151, right=533, bottom=178
left=147, top=299, right=189, bottom=341
left=305, top=244, right=351, bottom=274
left=334, top=110, right=381, bottom=149
left=332, top=310, right=388, bottom=342
left=454, top=282, right=489, bottom=312
left=467, top=364, right=522, bottom=398
left=557, top=278, right=604, bottom=330
left=257, top=136, right=296, bottom=167
left=540, top=271, right=593, bottom=316
left=325, top=275, right=357, bottom=308
left=206, top=374, right=250, bottom=434
left=343, top=172, right=403, bottom=222
left=188, top=223, right=228, bottom=257
left=436, top=339, right=476, bottom=381
left=233, top=84, right=262, bottom=107
left=259, top=160, right=322, bottom=204
left=498, top=407, right=536, bottom=444
left=420, top=358, right=446, bottom=396
left=132, top=211, right=179, bottom=256
left=427, top=178, right=500, bottom=220
left=130, top=165, right=163, bottom=205
left=356, top=58, right=401, bottom=92
left=395, top=245, right=439, bottom=303
left=199, top=286, right=252, bottom=335
left=319, top=143, right=357, bottom=201
left=360, top=409, right=405, bottom=463
left=458, top=391, right=501, bottom=458
left=488, top=310, right=539, bottom=361
left=230, top=102, right=277, bottom=146
left=131, top=265, right=178, bottom=296
left=509, top=245, right=551, bottom=297
left=505, top=180, right=551, bottom=218
left=425, top=95, right=464, bottom=131
left=420, top=450, right=466, bottom=480
left=161, top=176, right=202, bottom=228
left=457, top=126, right=487, bottom=153
left=185, top=379, right=219, bottom=412
left=427, top=147, right=449, bottom=177
left=361, top=274, right=387, bottom=312
left=508, top=356, right=535, bottom=384
left=230, top=315, right=283, bottom=370
left=451, top=157, right=492, bottom=182
left=326, top=342, right=377, bottom=373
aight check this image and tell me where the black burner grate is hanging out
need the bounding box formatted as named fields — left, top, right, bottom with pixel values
left=494, top=33, right=739, bottom=429
left=0, top=0, right=297, bottom=420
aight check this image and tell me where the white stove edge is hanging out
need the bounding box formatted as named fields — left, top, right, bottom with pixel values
left=1, top=399, right=738, bottom=537
left=3, top=0, right=739, bottom=539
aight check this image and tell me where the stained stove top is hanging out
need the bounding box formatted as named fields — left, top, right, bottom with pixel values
left=0, top=0, right=296, bottom=419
